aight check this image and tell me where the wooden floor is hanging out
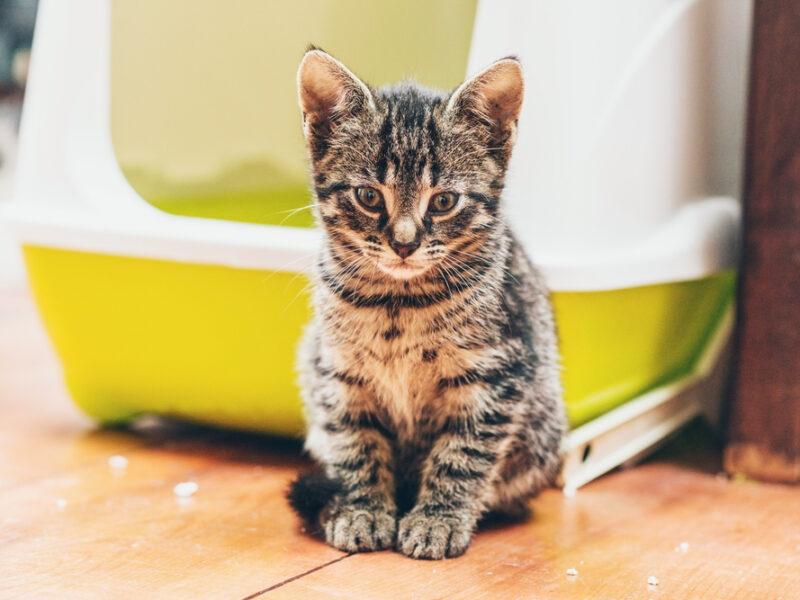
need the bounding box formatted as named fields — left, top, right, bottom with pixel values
left=1, top=286, right=798, bottom=599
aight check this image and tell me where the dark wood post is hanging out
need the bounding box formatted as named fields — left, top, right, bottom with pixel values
left=724, top=1, right=800, bottom=483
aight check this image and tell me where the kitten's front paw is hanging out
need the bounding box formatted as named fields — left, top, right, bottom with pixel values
left=397, top=511, right=473, bottom=559
left=324, top=507, right=396, bottom=553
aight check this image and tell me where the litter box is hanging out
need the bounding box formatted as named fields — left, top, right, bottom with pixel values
left=1, top=0, right=751, bottom=490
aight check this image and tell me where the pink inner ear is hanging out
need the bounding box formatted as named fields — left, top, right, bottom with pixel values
left=297, top=51, right=373, bottom=123
left=474, top=61, right=524, bottom=126
left=451, top=59, right=524, bottom=130
left=298, top=53, right=347, bottom=117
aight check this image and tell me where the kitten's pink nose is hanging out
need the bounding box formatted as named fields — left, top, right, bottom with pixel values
left=389, top=239, right=421, bottom=259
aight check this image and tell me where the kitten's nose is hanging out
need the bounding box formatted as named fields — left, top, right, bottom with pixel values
left=389, top=239, right=421, bottom=259
left=389, top=217, right=421, bottom=259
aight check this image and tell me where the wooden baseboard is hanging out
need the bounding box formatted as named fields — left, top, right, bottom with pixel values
left=724, top=443, right=800, bottom=484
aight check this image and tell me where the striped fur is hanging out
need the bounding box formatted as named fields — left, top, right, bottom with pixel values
left=291, top=49, right=566, bottom=559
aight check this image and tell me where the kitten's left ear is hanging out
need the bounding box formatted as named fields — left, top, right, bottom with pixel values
left=446, top=57, right=524, bottom=146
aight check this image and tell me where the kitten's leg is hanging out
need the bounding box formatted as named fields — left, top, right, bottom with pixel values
left=487, top=422, right=563, bottom=516
left=307, top=401, right=397, bottom=553
left=397, top=393, right=511, bottom=559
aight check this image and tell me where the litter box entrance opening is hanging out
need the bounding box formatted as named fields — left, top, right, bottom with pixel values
left=108, top=0, right=477, bottom=228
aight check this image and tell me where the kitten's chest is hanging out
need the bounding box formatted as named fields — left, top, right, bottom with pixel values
left=342, top=308, right=448, bottom=428
left=362, top=350, right=440, bottom=438
left=358, top=310, right=436, bottom=390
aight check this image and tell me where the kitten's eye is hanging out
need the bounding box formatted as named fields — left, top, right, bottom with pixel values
left=354, top=186, right=384, bottom=211
left=428, top=192, right=458, bottom=214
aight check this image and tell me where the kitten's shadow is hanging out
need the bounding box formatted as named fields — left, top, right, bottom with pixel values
left=479, top=505, right=533, bottom=531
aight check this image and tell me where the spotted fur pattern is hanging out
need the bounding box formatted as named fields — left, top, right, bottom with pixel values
left=290, top=49, right=566, bottom=559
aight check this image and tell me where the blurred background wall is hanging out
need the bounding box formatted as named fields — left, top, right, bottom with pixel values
left=0, top=0, right=37, bottom=285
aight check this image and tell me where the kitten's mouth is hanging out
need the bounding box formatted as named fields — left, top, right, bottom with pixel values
left=377, top=260, right=429, bottom=280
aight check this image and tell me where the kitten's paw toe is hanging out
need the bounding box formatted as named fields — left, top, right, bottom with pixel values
left=397, top=512, right=473, bottom=560
left=324, top=508, right=396, bottom=553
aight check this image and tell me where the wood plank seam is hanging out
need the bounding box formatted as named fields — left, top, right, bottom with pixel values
left=240, top=554, right=352, bottom=599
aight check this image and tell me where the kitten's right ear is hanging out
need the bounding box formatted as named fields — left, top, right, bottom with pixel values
left=297, top=49, right=374, bottom=143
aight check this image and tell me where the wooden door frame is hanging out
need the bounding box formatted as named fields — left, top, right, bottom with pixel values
left=725, top=1, right=800, bottom=483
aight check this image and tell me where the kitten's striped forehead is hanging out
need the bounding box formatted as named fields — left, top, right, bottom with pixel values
left=309, top=78, right=506, bottom=211
left=374, top=85, right=447, bottom=192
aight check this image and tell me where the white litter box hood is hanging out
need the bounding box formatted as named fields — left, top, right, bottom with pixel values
left=466, top=0, right=750, bottom=286
left=2, top=0, right=746, bottom=292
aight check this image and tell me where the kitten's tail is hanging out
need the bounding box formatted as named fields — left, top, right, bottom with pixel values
left=287, top=468, right=342, bottom=527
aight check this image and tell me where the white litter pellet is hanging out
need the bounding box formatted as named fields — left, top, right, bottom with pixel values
left=55, top=498, right=67, bottom=509
left=108, top=455, right=128, bottom=470
left=173, top=481, right=199, bottom=498
left=566, top=567, right=578, bottom=578
left=563, top=486, right=576, bottom=498
left=647, top=576, right=659, bottom=587
left=677, top=541, right=689, bottom=553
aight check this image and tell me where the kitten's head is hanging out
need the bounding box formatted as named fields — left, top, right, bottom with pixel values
left=297, top=48, right=523, bottom=282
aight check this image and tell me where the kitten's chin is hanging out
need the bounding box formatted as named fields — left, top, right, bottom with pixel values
left=377, top=261, right=429, bottom=281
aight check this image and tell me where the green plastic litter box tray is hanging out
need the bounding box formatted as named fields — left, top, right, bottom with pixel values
left=23, top=245, right=735, bottom=434
left=2, top=0, right=745, bottom=489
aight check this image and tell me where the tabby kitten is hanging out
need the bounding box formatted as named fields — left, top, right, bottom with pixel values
left=289, top=48, right=566, bottom=560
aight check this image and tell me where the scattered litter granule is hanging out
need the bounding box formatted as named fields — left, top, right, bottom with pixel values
left=676, top=541, right=689, bottom=553
left=173, top=481, right=199, bottom=498
left=566, top=567, right=578, bottom=578
left=107, top=455, right=128, bottom=470
left=563, top=486, right=576, bottom=498
left=647, top=576, right=659, bottom=587
left=55, top=498, right=67, bottom=509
